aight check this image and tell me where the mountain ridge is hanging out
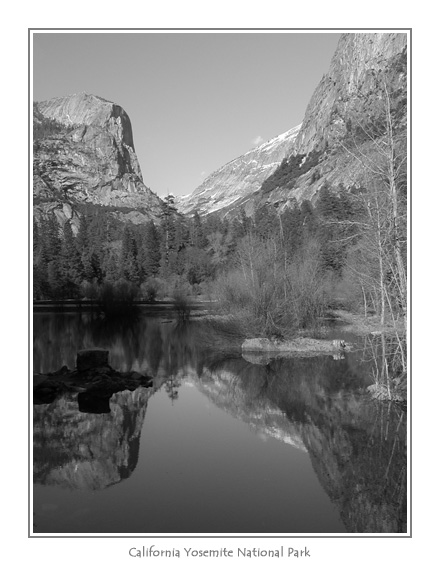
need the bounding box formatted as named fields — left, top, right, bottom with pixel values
left=177, top=32, right=407, bottom=218
left=176, top=124, right=301, bottom=216
left=33, top=33, right=407, bottom=227
left=33, top=92, right=164, bottom=230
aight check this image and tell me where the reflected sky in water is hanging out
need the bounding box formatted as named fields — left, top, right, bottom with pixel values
left=33, top=312, right=406, bottom=534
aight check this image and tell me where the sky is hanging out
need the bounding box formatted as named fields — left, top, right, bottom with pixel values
left=33, top=31, right=341, bottom=198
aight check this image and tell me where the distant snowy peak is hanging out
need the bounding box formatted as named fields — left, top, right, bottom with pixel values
left=176, top=124, right=302, bottom=216
left=244, top=124, right=302, bottom=157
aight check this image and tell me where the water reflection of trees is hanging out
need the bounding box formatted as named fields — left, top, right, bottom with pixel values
left=360, top=333, right=407, bottom=403
left=33, top=314, right=406, bottom=532
left=196, top=354, right=407, bottom=533
left=34, top=314, right=189, bottom=376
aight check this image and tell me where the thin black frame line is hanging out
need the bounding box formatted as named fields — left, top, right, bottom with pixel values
left=28, top=28, right=411, bottom=540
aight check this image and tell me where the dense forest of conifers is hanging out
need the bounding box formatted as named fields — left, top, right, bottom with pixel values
left=33, top=186, right=357, bottom=304
left=33, top=59, right=407, bottom=339
left=33, top=72, right=407, bottom=354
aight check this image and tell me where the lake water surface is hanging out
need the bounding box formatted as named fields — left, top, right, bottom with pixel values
left=33, top=311, right=407, bottom=534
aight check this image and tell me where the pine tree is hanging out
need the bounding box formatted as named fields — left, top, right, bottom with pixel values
left=82, top=250, right=103, bottom=283
left=101, top=244, right=120, bottom=282
left=46, top=259, right=63, bottom=298
left=43, top=212, right=62, bottom=264
left=300, top=200, right=318, bottom=238
left=254, top=205, right=278, bottom=241
left=35, top=213, right=62, bottom=297
left=76, top=214, right=89, bottom=256
left=281, top=201, right=303, bottom=259
left=190, top=211, right=207, bottom=249
left=141, top=221, right=161, bottom=278
left=33, top=219, right=40, bottom=259
left=119, top=224, right=139, bottom=282
left=59, top=221, right=83, bottom=291
left=159, top=195, right=178, bottom=277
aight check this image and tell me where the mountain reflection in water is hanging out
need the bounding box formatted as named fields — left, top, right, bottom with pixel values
left=33, top=312, right=407, bottom=534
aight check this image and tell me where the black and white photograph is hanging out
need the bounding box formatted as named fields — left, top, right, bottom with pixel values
left=30, top=28, right=409, bottom=538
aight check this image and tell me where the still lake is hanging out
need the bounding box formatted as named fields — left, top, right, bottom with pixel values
left=33, top=311, right=407, bottom=534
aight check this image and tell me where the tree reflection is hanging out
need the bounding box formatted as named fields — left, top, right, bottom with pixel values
left=33, top=314, right=407, bottom=532
left=194, top=352, right=407, bottom=533
left=361, top=333, right=407, bottom=403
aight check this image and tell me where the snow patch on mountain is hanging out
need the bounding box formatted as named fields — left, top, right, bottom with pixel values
left=177, top=124, right=301, bottom=216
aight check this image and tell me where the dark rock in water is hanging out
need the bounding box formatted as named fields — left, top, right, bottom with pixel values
left=51, top=365, right=70, bottom=376
left=34, top=387, right=59, bottom=405
left=33, top=351, right=154, bottom=407
left=33, top=380, right=69, bottom=405
left=76, top=349, right=109, bottom=371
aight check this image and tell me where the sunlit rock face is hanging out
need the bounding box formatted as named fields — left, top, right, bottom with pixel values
left=251, top=32, right=408, bottom=211
left=176, top=125, right=301, bottom=217
left=33, top=93, right=164, bottom=229
left=293, top=33, right=407, bottom=156
left=33, top=388, right=151, bottom=490
left=178, top=33, right=407, bottom=217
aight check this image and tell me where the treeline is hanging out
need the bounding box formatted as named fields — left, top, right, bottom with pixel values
left=33, top=168, right=406, bottom=360
left=33, top=188, right=356, bottom=305
left=215, top=185, right=361, bottom=338
left=260, top=149, right=322, bottom=194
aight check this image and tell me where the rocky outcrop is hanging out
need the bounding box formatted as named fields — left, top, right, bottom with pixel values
left=250, top=32, right=407, bottom=212
left=32, top=313, right=407, bottom=531
left=178, top=33, right=407, bottom=218
left=33, top=93, right=164, bottom=229
left=33, top=351, right=155, bottom=491
left=242, top=337, right=350, bottom=356
left=293, top=33, right=407, bottom=156
left=176, top=125, right=301, bottom=216
left=33, top=349, right=154, bottom=407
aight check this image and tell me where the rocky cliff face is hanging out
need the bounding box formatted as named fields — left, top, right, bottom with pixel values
left=293, top=33, right=407, bottom=156
left=251, top=32, right=407, bottom=212
left=33, top=93, right=164, bottom=229
left=178, top=32, right=407, bottom=217
left=176, top=125, right=301, bottom=216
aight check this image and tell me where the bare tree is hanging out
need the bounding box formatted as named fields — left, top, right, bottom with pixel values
left=337, top=69, right=407, bottom=372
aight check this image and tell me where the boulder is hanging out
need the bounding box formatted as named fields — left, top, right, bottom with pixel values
left=242, top=337, right=351, bottom=356
left=34, top=352, right=154, bottom=406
